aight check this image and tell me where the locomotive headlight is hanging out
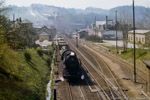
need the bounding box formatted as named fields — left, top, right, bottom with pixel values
left=81, top=75, right=84, bottom=80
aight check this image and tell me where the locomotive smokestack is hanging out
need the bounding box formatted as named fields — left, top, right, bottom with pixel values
left=105, top=16, right=108, bottom=30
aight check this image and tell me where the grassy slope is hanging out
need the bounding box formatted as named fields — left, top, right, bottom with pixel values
left=0, top=47, right=53, bottom=100
left=106, top=46, right=150, bottom=71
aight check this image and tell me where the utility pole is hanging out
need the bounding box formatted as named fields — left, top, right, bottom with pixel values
left=0, top=11, right=1, bottom=23
left=133, top=0, right=136, bottom=83
left=86, top=20, right=88, bottom=41
left=95, top=16, right=97, bottom=42
left=76, top=29, right=78, bottom=48
left=116, top=10, right=118, bottom=53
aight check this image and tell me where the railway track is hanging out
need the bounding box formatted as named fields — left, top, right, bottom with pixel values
left=56, top=38, right=100, bottom=100
left=65, top=79, right=101, bottom=100
left=85, top=41, right=147, bottom=82
left=66, top=80, right=86, bottom=100
left=66, top=38, right=128, bottom=100
left=66, top=81, right=73, bottom=100
left=80, top=46, right=128, bottom=99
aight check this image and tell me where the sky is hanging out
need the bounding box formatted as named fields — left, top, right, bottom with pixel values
left=5, top=0, right=150, bottom=9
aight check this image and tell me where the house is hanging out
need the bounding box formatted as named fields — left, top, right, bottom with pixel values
left=36, top=26, right=56, bottom=41
left=21, top=19, right=33, bottom=28
left=36, top=26, right=52, bottom=40
left=128, top=30, right=150, bottom=44
left=39, top=32, right=49, bottom=42
left=38, top=26, right=51, bottom=34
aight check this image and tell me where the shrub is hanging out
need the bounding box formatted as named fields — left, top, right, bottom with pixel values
left=49, top=49, right=53, bottom=57
left=33, top=43, right=40, bottom=49
left=86, top=35, right=102, bottom=42
left=37, top=49, right=43, bottom=57
left=24, top=52, right=31, bottom=62
left=46, top=58, right=51, bottom=66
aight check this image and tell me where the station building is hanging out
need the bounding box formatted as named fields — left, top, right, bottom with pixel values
left=128, top=30, right=150, bottom=44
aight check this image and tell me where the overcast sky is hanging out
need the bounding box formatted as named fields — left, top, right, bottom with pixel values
left=5, top=0, right=150, bottom=9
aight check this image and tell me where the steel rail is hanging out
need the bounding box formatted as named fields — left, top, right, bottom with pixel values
left=66, top=38, right=114, bottom=100
left=81, top=45, right=128, bottom=99
left=80, top=46, right=124, bottom=100
left=66, top=81, right=73, bottom=100
left=92, top=42, right=146, bottom=82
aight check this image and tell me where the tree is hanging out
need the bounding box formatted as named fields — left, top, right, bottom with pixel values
left=119, top=9, right=132, bottom=52
left=19, top=24, right=38, bottom=48
left=0, top=1, right=10, bottom=45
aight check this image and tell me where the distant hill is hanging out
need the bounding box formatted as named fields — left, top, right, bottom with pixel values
left=109, top=6, right=149, bottom=25
left=7, top=4, right=150, bottom=30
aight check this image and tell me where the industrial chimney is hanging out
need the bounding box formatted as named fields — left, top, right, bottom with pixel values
left=105, top=16, right=108, bottom=30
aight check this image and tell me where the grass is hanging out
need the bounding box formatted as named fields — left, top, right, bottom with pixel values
left=0, top=45, right=54, bottom=100
left=105, top=46, right=150, bottom=71
left=99, top=43, right=107, bottom=47
left=86, top=39, right=149, bottom=71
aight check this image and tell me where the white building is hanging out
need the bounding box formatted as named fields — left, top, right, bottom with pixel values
left=128, top=30, right=150, bottom=44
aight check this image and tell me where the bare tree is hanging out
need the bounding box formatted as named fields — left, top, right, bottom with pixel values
left=119, top=9, right=132, bottom=52
left=144, top=8, right=150, bottom=48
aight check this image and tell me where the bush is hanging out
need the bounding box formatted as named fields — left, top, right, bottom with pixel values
left=24, top=52, right=31, bottom=62
left=86, top=35, right=102, bottom=42
left=37, top=49, right=43, bottom=57
left=49, top=49, right=53, bottom=57
left=33, top=43, right=40, bottom=49
left=46, top=58, right=51, bottom=66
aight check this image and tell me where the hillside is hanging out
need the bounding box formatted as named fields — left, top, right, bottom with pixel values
left=0, top=45, right=54, bottom=100
left=7, top=4, right=150, bottom=30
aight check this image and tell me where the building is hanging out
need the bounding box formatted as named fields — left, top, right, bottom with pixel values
left=21, top=19, right=33, bottom=28
left=128, top=30, right=150, bottom=44
left=72, top=32, right=77, bottom=39
left=94, top=16, right=115, bottom=32
left=78, top=29, right=88, bottom=38
left=95, top=20, right=115, bottom=31
left=35, top=26, right=56, bottom=41
left=39, top=32, right=49, bottom=42
left=38, top=26, right=51, bottom=35
left=89, top=16, right=115, bottom=39
left=103, top=31, right=123, bottom=40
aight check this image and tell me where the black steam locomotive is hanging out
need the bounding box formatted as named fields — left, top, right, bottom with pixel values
left=61, top=49, right=84, bottom=80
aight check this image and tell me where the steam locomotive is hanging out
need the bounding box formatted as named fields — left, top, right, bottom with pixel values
left=61, top=49, right=84, bottom=80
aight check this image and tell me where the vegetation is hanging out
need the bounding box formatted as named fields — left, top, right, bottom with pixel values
left=0, top=48, right=54, bottom=100
left=106, top=46, right=150, bottom=71
left=37, top=49, right=43, bottom=57
left=24, top=52, right=32, bottom=62
left=0, top=1, right=55, bottom=100
left=86, top=35, right=102, bottom=42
